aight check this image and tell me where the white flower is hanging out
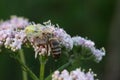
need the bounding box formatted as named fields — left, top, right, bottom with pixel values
left=72, top=36, right=85, bottom=46
left=72, top=36, right=95, bottom=47
left=70, top=69, right=87, bottom=80
left=52, top=70, right=60, bottom=80
left=91, top=47, right=105, bottom=62
left=4, top=37, right=12, bottom=48
left=10, top=15, right=29, bottom=29
left=0, top=16, right=28, bottom=51
left=72, top=36, right=105, bottom=62
left=52, top=68, right=96, bottom=80
left=84, top=40, right=95, bottom=48
left=54, top=28, right=73, bottom=50
left=10, top=38, right=22, bottom=51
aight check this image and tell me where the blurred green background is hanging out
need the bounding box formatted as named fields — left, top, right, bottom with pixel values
left=0, top=0, right=120, bottom=80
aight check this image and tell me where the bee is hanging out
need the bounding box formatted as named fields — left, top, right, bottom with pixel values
left=25, top=24, right=61, bottom=58
left=49, top=38, right=61, bottom=58
left=42, top=31, right=61, bottom=59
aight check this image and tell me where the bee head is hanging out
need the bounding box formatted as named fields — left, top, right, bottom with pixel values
left=42, top=32, right=54, bottom=39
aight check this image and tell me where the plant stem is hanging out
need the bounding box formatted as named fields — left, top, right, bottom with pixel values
left=15, top=55, right=39, bottom=80
left=39, top=56, right=46, bottom=80
left=19, top=49, right=28, bottom=80
left=45, top=61, right=72, bottom=80
left=40, top=61, right=45, bottom=80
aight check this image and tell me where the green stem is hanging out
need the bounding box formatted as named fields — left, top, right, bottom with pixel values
left=19, top=49, right=28, bottom=80
left=40, top=61, right=45, bottom=80
left=39, top=56, right=46, bottom=80
left=45, top=61, right=71, bottom=80
left=14, top=53, right=39, bottom=80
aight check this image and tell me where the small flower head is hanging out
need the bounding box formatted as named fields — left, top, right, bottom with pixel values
left=10, top=15, right=29, bottom=29
left=52, top=68, right=97, bottom=80
left=53, top=27, right=73, bottom=50
left=0, top=16, right=29, bottom=51
left=72, top=36, right=105, bottom=62
left=91, top=47, right=105, bottom=62
left=72, top=36, right=95, bottom=48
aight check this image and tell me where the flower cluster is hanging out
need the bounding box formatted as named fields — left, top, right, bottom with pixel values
left=0, top=16, right=29, bottom=51
left=44, top=20, right=73, bottom=50
left=53, top=27, right=73, bottom=50
left=72, top=36, right=105, bottom=62
left=0, top=16, right=106, bottom=80
left=25, top=21, right=73, bottom=58
left=52, top=68, right=97, bottom=80
left=0, top=16, right=105, bottom=61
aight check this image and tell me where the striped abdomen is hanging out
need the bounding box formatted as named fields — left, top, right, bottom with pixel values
left=49, top=38, right=61, bottom=59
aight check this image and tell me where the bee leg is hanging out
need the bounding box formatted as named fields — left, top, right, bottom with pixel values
left=47, top=44, right=51, bottom=56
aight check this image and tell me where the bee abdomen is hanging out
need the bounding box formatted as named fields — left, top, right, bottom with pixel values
left=49, top=38, right=61, bottom=58
left=51, top=47, right=61, bottom=58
